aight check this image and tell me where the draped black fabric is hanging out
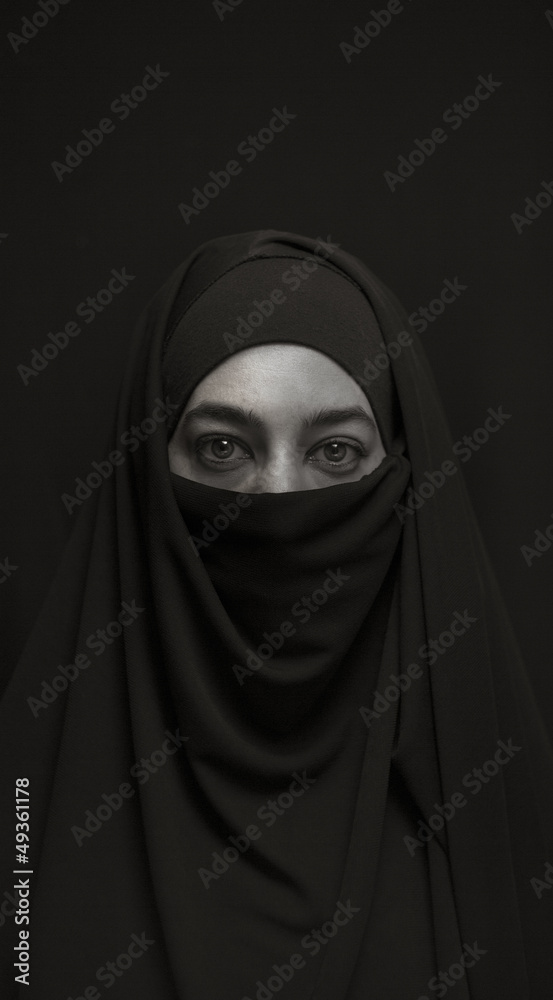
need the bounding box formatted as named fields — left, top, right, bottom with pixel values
left=1, top=230, right=552, bottom=999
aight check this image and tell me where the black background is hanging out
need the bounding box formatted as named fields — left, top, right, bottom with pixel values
left=2, top=0, right=552, bottom=726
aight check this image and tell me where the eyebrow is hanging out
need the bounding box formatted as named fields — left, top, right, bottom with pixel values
left=182, top=402, right=377, bottom=433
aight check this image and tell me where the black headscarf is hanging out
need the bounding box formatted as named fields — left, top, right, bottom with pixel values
left=1, top=230, right=552, bottom=999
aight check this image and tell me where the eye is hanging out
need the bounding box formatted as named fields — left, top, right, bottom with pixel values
left=308, top=438, right=365, bottom=472
left=195, top=435, right=252, bottom=467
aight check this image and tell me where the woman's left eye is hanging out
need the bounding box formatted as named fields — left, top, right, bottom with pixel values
left=308, top=440, right=364, bottom=469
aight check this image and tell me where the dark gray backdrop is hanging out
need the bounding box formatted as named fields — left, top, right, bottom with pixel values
left=2, top=0, right=552, bottom=728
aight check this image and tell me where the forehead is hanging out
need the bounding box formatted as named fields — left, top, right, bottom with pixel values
left=185, top=343, right=370, bottom=411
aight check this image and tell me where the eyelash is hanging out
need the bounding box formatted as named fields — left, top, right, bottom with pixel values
left=194, top=434, right=367, bottom=471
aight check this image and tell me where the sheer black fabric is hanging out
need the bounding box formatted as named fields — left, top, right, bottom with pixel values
left=1, top=230, right=552, bottom=998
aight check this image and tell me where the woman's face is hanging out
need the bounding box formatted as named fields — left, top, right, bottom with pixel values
left=168, top=344, right=386, bottom=493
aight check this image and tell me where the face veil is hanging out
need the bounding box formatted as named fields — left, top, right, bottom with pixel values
left=1, top=230, right=552, bottom=999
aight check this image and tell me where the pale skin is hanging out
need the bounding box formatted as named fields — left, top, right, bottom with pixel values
left=168, top=343, right=386, bottom=493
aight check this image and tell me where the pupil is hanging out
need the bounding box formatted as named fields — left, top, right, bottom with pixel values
left=212, top=438, right=233, bottom=458
left=324, top=442, right=347, bottom=462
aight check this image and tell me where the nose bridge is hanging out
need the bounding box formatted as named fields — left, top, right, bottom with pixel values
left=256, top=438, right=301, bottom=493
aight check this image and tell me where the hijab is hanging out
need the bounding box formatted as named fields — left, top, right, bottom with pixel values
left=1, top=230, right=552, bottom=999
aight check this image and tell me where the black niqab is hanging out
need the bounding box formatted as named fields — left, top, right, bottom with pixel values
left=1, top=230, right=552, bottom=999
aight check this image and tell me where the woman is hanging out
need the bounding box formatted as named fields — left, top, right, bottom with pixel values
left=1, top=230, right=552, bottom=998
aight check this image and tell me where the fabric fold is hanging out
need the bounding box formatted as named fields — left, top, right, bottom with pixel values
left=1, top=229, right=551, bottom=999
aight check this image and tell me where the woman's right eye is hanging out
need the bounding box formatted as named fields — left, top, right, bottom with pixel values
left=195, top=435, right=252, bottom=466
